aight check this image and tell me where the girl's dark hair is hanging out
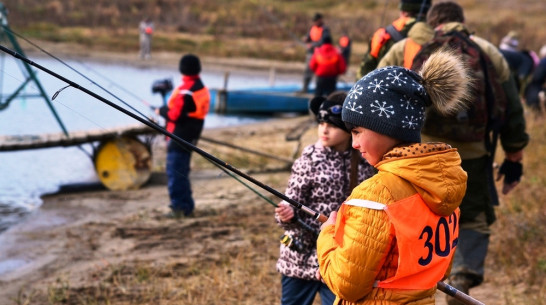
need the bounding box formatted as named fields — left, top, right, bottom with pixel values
left=344, top=122, right=357, bottom=132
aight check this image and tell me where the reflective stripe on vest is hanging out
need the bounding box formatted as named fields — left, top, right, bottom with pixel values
left=310, top=25, right=324, bottom=42
left=187, top=87, right=210, bottom=119
left=403, top=38, right=422, bottom=69
left=334, top=199, right=386, bottom=245
left=378, top=194, right=459, bottom=289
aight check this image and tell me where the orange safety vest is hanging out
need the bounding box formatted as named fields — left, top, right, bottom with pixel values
left=403, top=38, right=422, bottom=69
left=339, top=35, right=350, bottom=48
left=369, top=16, right=412, bottom=58
left=338, top=194, right=459, bottom=290
left=185, top=87, right=210, bottom=120
left=309, top=25, right=324, bottom=42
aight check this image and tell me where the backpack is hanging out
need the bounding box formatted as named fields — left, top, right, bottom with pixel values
left=410, top=30, right=507, bottom=145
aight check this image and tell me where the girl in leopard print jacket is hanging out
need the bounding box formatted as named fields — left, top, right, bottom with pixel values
left=275, top=92, right=375, bottom=305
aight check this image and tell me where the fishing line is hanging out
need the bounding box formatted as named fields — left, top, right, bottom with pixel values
left=76, top=59, right=157, bottom=108
left=0, top=63, right=111, bottom=133
left=5, top=27, right=154, bottom=120
left=8, top=28, right=297, bottom=170
left=6, top=30, right=290, bottom=199
left=0, top=44, right=327, bottom=223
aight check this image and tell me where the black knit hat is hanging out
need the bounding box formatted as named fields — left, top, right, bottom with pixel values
left=310, top=91, right=349, bottom=133
left=342, top=66, right=429, bottom=143
left=179, top=54, right=201, bottom=75
left=313, top=12, right=323, bottom=21
left=399, top=0, right=432, bottom=14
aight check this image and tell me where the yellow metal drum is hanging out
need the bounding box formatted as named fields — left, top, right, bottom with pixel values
left=94, top=136, right=152, bottom=190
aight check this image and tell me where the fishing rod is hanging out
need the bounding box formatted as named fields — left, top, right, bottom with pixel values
left=0, top=43, right=327, bottom=224
left=13, top=32, right=310, bottom=229
left=4, top=26, right=155, bottom=117
left=0, top=44, right=484, bottom=305
left=76, top=59, right=157, bottom=108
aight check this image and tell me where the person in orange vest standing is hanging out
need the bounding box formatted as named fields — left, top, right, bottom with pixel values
left=357, top=0, right=432, bottom=79
left=155, top=54, right=210, bottom=218
left=309, top=36, right=347, bottom=97
left=376, top=19, right=433, bottom=69
left=302, top=13, right=331, bottom=93
left=316, top=51, right=469, bottom=304
left=139, top=17, right=154, bottom=60
left=338, top=32, right=352, bottom=69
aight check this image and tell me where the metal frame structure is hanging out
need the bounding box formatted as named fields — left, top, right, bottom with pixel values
left=0, top=2, right=68, bottom=136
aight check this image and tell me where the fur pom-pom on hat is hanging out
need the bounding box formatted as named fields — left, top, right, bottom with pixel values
left=417, top=49, right=471, bottom=116
left=342, top=50, right=469, bottom=143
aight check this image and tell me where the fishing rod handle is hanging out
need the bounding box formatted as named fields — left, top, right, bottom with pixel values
left=437, top=281, right=485, bottom=305
left=298, top=204, right=328, bottom=223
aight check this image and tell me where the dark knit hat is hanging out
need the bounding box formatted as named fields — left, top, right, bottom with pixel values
left=310, top=91, right=349, bottom=133
left=399, top=0, right=432, bottom=14
left=342, top=66, right=429, bottom=143
left=179, top=54, right=201, bottom=75
left=313, top=12, right=323, bottom=21
left=321, top=35, right=333, bottom=45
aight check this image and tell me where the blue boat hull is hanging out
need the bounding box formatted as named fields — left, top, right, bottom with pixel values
left=209, top=83, right=353, bottom=114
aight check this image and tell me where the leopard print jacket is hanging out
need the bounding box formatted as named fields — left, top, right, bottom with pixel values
left=276, top=141, right=376, bottom=280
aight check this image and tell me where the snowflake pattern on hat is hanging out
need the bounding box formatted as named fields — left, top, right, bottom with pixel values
left=387, top=70, right=408, bottom=87
left=370, top=100, right=395, bottom=118
left=343, top=66, right=428, bottom=142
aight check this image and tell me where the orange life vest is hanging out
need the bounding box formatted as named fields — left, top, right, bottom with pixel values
left=339, top=35, right=350, bottom=48
left=369, top=16, right=412, bottom=58
left=309, top=25, right=324, bottom=42
left=379, top=194, right=459, bottom=289
left=185, top=87, right=210, bottom=120
left=403, top=38, right=422, bottom=69
left=338, top=194, right=459, bottom=290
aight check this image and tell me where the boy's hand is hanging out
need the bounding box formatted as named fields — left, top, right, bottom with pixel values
left=320, top=211, right=337, bottom=231
left=316, top=269, right=323, bottom=282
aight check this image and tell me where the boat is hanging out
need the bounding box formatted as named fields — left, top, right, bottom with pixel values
left=152, top=78, right=354, bottom=115
left=210, top=83, right=354, bottom=114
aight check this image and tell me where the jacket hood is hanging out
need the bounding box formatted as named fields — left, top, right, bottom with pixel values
left=436, top=22, right=468, bottom=34
left=407, top=21, right=435, bottom=45
left=376, top=143, right=467, bottom=216
left=317, top=43, right=339, bottom=54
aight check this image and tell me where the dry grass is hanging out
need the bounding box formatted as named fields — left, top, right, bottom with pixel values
left=3, top=0, right=545, bottom=66
left=486, top=111, right=546, bottom=304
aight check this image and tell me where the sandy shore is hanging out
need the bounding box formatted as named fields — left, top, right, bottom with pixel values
left=0, top=115, right=315, bottom=300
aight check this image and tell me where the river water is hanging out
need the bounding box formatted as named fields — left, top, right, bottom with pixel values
left=0, top=54, right=300, bottom=234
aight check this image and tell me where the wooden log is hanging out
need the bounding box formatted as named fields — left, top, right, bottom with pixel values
left=0, top=124, right=156, bottom=151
